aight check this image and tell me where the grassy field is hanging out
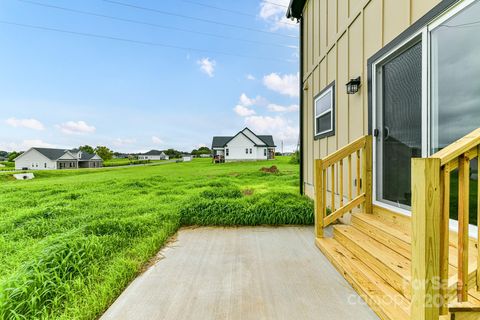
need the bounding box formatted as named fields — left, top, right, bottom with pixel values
left=0, top=157, right=312, bottom=319
left=0, top=161, right=14, bottom=171
left=103, top=158, right=166, bottom=167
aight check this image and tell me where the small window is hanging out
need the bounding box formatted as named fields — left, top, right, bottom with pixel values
left=249, top=148, right=252, bottom=154
left=44, top=163, right=47, bottom=168
left=226, top=148, right=229, bottom=156
left=264, top=149, right=267, bottom=156
left=314, top=82, right=335, bottom=137
left=245, top=148, right=248, bottom=154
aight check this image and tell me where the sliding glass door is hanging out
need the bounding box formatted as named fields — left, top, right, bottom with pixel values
left=375, top=41, right=423, bottom=209
left=373, top=0, right=480, bottom=214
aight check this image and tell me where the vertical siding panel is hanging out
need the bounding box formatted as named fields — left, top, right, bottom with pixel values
left=320, top=59, right=328, bottom=158
left=327, top=0, right=337, bottom=46
left=383, top=0, right=409, bottom=44
left=308, top=0, right=314, bottom=70
left=320, top=0, right=327, bottom=58
left=337, top=0, right=349, bottom=31
left=337, top=34, right=349, bottom=150
left=313, top=0, right=320, bottom=63
left=348, top=16, right=364, bottom=141
left=313, top=67, right=320, bottom=160
left=411, top=0, right=441, bottom=23
left=307, top=76, right=314, bottom=196
left=363, top=0, right=383, bottom=135
left=327, top=47, right=337, bottom=156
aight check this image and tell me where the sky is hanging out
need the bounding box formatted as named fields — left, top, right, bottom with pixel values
left=0, top=0, right=299, bottom=153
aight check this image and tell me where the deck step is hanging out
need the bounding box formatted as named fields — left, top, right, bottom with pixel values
left=316, top=237, right=410, bottom=320
left=351, top=213, right=411, bottom=259
left=333, top=224, right=412, bottom=299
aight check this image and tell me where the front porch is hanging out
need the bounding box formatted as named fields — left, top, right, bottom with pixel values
left=313, top=131, right=480, bottom=320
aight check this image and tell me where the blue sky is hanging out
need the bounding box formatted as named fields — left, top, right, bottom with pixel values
left=0, top=0, right=299, bottom=153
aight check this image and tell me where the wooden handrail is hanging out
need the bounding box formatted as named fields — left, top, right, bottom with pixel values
left=431, top=128, right=480, bottom=166
left=412, top=127, right=480, bottom=319
left=314, top=135, right=372, bottom=238
left=321, top=135, right=367, bottom=169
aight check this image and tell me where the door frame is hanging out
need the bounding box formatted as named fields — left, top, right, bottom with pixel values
left=370, top=0, right=478, bottom=219
left=371, top=30, right=427, bottom=216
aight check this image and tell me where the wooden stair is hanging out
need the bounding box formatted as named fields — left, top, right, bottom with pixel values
left=316, top=210, right=480, bottom=320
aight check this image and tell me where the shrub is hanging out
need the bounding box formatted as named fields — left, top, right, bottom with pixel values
left=179, top=192, right=313, bottom=226
left=289, top=151, right=300, bottom=164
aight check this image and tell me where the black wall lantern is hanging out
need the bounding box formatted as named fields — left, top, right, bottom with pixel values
left=346, top=77, right=361, bottom=94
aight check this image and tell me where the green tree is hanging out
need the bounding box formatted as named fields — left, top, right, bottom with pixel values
left=8, top=151, right=21, bottom=162
left=95, top=146, right=113, bottom=161
left=164, top=149, right=182, bottom=158
left=79, top=145, right=95, bottom=154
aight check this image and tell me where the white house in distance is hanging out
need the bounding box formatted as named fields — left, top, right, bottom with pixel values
left=138, top=150, right=169, bottom=160
left=14, top=148, right=103, bottom=170
left=212, top=128, right=276, bottom=163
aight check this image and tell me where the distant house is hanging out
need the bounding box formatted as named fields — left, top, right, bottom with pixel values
left=182, top=154, right=192, bottom=162
left=138, top=150, right=169, bottom=161
left=14, top=148, right=103, bottom=170
left=211, top=128, right=276, bottom=163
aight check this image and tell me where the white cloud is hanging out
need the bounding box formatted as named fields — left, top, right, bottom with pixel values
left=246, top=74, right=256, bottom=81
left=259, top=0, right=298, bottom=31
left=6, top=117, right=45, bottom=130
left=57, top=121, right=95, bottom=135
left=0, top=139, right=55, bottom=152
left=197, top=57, right=216, bottom=77
left=244, top=115, right=299, bottom=149
left=234, top=105, right=256, bottom=117
left=267, top=103, right=299, bottom=113
left=152, top=136, right=164, bottom=145
left=239, top=93, right=267, bottom=107
left=113, top=138, right=136, bottom=147
left=263, top=72, right=299, bottom=97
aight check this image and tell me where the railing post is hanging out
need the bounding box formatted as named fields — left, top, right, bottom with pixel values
left=315, top=159, right=325, bottom=238
left=362, top=136, right=373, bottom=214
left=411, top=158, right=441, bottom=320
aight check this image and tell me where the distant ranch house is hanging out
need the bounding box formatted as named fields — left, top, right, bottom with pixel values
left=138, top=150, right=169, bottom=161
left=14, top=148, right=103, bottom=170
left=212, top=128, right=276, bottom=163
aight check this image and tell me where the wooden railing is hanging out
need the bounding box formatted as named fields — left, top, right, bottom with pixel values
left=411, top=128, right=480, bottom=319
left=314, top=135, right=372, bottom=238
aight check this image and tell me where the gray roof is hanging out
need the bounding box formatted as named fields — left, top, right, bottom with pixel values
left=212, top=136, right=232, bottom=148
left=142, top=150, right=165, bottom=156
left=258, top=135, right=276, bottom=147
left=32, top=148, right=98, bottom=161
left=34, top=148, right=71, bottom=161
left=211, top=129, right=276, bottom=148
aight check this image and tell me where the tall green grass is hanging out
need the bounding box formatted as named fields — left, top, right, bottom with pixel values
left=0, top=157, right=312, bottom=319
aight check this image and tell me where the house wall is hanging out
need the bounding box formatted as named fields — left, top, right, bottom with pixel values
left=15, top=149, right=57, bottom=170
left=300, top=0, right=442, bottom=198
left=139, top=155, right=163, bottom=160
left=225, top=134, right=260, bottom=161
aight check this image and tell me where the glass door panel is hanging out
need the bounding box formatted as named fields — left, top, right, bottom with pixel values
left=375, top=41, right=423, bottom=208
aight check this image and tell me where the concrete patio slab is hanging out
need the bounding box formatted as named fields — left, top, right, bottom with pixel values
left=101, top=226, right=379, bottom=320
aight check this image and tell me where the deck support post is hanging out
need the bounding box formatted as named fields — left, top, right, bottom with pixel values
left=315, top=159, right=325, bottom=238
left=362, top=135, right=373, bottom=214
left=411, top=158, right=441, bottom=320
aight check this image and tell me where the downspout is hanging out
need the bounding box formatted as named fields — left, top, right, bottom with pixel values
left=299, top=17, right=304, bottom=195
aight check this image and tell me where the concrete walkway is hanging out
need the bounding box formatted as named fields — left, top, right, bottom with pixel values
left=101, top=227, right=379, bottom=320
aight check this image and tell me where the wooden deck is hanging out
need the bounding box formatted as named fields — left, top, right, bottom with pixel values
left=316, top=208, right=479, bottom=320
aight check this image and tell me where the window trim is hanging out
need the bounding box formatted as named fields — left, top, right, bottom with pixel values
left=314, top=81, right=335, bottom=139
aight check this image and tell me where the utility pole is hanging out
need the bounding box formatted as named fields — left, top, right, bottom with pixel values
left=281, top=140, right=284, bottom=154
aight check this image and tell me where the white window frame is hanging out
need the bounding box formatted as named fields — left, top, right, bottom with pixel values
left=371, top=0, right=478, bottom=226
left=314, top=82, right=335, bottom=137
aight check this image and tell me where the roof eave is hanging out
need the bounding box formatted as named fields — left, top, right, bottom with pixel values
left=286, top=0, right=306, bottom=19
